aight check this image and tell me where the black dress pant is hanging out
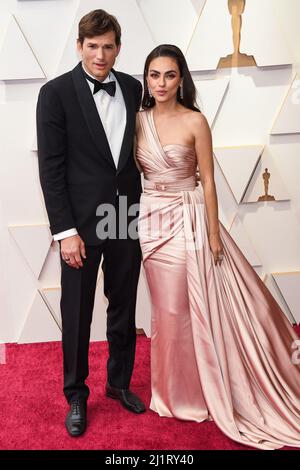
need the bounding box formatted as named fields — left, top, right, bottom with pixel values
left=60, top=233, right=141, bottom=403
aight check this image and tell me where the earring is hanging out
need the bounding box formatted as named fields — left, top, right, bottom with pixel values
left=180, top=85, right=183, bottom=100
left=149, top=88, right=152, bottom=98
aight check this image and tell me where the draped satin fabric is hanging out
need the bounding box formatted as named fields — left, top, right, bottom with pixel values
left=136, top=108, right=300, bottom=450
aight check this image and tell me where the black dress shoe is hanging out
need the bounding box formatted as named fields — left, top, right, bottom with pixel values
left=105, top=383, right=146, bottom=414
left=65, top=400, right=87, bottom=437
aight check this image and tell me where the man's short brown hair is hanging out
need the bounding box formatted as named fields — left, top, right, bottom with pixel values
left=78, top=9, right=121, bottom=46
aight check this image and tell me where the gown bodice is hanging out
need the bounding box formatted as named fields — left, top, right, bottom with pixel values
left=136, top=109, right=198, bottom=192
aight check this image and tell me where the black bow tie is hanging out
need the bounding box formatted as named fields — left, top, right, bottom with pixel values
left=83, top=69, right=116, bottom=97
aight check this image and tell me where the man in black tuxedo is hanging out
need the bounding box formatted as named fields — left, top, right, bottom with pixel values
left=36, top=9, right=145, bottom=437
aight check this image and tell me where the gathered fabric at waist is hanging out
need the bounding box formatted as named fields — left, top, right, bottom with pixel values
left=143, top=175, right=196, bottom=193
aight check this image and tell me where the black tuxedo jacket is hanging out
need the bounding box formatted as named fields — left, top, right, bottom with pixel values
left=36, top=62, right=142, bottom=245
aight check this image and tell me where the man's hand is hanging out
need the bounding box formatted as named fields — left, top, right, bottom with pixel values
left=60, top=235, right=86, bottom=269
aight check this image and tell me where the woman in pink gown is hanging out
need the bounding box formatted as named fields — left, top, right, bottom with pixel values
left=135, top=45, right=300, bottom=450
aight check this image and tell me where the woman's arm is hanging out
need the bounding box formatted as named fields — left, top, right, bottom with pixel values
left=192, top=112, right=224, bottom=265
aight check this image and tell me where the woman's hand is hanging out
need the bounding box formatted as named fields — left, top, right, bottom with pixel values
left=209, top=232, right=224, bottom=266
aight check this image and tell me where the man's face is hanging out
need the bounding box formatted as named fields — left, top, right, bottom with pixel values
left=77, top=31, right=121, bottom=81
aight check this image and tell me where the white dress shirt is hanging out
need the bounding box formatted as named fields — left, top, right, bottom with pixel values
left=53, top=64, right=127, bottom=241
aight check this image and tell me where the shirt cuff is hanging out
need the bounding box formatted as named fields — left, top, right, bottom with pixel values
left=53, top=228, right=78, bottom=241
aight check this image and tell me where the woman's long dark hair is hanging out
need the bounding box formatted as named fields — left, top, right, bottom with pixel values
left=142, top=44, right=201, bottom=113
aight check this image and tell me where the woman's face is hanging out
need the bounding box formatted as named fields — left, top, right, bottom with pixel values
left=147, top=56, right=182, bottom=104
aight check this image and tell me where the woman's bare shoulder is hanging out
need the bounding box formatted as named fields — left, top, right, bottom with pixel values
left=185, top=111, right=210, bottom=137
left=185, top=109, right=208, bottom=125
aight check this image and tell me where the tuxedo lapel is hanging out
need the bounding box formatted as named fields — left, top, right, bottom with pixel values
left=112, top=69, right=135, bottom=175
left=72, top=62, right=116, bottom=170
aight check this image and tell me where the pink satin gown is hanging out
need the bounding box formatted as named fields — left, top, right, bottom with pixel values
left=136, top=108, right=300, bottom=450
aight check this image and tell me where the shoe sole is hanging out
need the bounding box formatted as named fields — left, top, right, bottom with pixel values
left=66, top=429, right=86, bottom=437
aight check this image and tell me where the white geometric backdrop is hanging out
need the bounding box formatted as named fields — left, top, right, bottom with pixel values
left=0, top=0, right=300, bottom=344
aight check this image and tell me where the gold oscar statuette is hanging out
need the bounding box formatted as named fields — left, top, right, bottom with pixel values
left=218, top=0, right=257, bottom=69
left=258, top=168, right=275, bottom=201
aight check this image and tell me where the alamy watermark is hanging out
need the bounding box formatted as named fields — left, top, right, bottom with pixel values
left=96, top=197, right=140, bottom=240
left=95, top=196, right=204, bottom=250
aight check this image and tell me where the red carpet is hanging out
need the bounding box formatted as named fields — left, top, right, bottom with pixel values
left=0, top=331, right=300, bottom=450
